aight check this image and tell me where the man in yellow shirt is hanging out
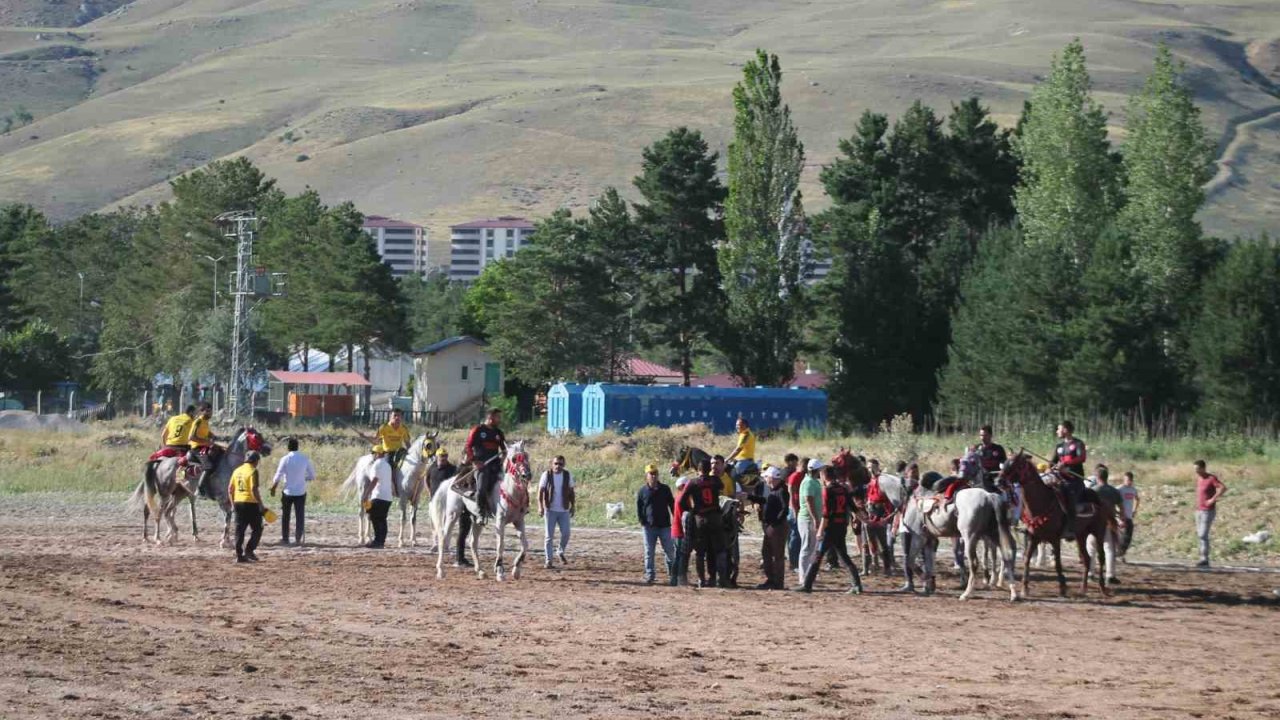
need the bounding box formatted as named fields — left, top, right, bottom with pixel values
left=725, top=417, right=759, bottom=483
left=376, top=408, right=412, bottom=485
left=228, top=451, right=265, bottom=563
left=188, top=402, right=225, bottom=476
left=160, top=405, right=196, bottom=454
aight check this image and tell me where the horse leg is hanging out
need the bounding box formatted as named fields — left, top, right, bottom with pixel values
left=436, top=509, right=455, bottom=579
left=494, top=518, right=507, bottom=582
left=189, top=495, right=199, bottom=540
left=471, top=520, right=485, bottom=579
left=1052, top=539, right=1067, bottom=597
left=143, top=503, right=151, bottom=544
left=898, top=532, right=914, bottom=592
left=512, top=519, right=528, bottom=580
left=1075, top=532, right=1091, bottom=597
left=923, top=537, right=937, bottom=595
left=409, top=501, right=419, bottom=547
left=959, top=532, right=981, bottom=601
left=1022, top=534, right=1035, bottom=598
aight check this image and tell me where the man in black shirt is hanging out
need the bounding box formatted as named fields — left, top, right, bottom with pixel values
left=636, top=463, right=676, bottom=584
left=970, top=424, right=1008, bottom=491
left=753, top=466, right=791, bottom=590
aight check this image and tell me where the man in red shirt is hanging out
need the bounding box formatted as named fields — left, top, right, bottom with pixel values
left=795, top=466, right=863, bottom=595
left=463, top=408, right=507, bottom=521
left=1194, top=460, right=1227, bottom=568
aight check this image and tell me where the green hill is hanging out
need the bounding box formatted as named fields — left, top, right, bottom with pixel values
left=1, top=0, right=1277, bottom=253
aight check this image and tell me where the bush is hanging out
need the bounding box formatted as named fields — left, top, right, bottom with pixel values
left=295, top=153, right=310, bottom=162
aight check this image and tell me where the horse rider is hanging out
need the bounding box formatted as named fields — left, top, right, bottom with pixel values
left=970, top=424, right=1008, bottom=491
left=189, top=402, right=225, bottom=488
left=463, top=407, right=507, bottom=521
left=375, top=408, right=411, bottom=486
left=725, top=417, right=759, bottom=484
left=681, top=458, right=727, bottom=588
left=1051, top=420, right=1088, bottom=530
left=796, top=465, right=863, bottom=595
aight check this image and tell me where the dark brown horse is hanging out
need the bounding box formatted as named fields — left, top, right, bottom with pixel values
left=1001, top=453, right=1116, bottom=598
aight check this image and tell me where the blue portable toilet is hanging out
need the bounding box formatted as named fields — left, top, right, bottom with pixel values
left=582, top=383, right=827, bottom=435
left=546, top=383, right=585, bottom=435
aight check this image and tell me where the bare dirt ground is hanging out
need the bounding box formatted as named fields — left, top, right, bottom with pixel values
left=2, top=494, right=1279, bottom=720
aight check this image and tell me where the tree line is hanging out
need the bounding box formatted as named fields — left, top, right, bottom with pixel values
left=1, top=40, right=1276, bottom=430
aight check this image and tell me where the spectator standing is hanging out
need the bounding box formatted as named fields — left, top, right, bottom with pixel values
left=796, top=458, right=824, bottom=586
left=1194, top=460, right=1227, bottom=567
left=1117, top=471, right=1140, bottom=561
left=797, top=466, right=863, bottom=594
left=539, top=455, right=575, bottom=568
left=681, top=459, right=727, bottom=588
left=269, top=437, right=315, bottom=546
left=670, top=473, right=694, bottom=587
left=786, top=455, right=806, bottom=571
left=754, top=466, right=790, bottom=589
left=428, top=448, right=472, bottom=567
left=636, top=464, right=676, bottom=584
left=361, top=445, right=396, bottom=549
left=228, top=451, right=265, bottom=563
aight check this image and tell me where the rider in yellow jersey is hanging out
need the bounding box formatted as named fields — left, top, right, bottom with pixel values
left=725, top=417, right=759, bottom=484
left=188, top=402, right=224, bottom=475
left=161, top=405, right=195, bottom=453
left=376, top=408, right=411, bottom=484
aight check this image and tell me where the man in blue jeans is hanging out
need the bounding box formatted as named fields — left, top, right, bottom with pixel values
left=635, top=463, right=676, bottom=584
left=782, top=454, right=803, bottom=569
left=538, top=455, right=575, bottom=568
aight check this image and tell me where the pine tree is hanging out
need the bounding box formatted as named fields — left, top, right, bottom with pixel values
left=1014, top=39, right=1119, bottom=264
left=1119, top=43, right=1215, bottom=316
left=720, top=50, right=808, bottom=387
left=883, top=101, right=953, bottom=262
left=937, top=226, right=1079, bottom=417
left=1057, top=225, right=1172, bottom=413
left=632, top=127, right=727, bottom=386
left=947, top=97, right=1019, bottom=240
left=1188, top=238, right=1280, bottom=425
left=0, top=204, right=46, bottom=332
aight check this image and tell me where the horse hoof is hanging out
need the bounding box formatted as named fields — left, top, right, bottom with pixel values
left=436, top=569, right=445, bottom=580
left=512, top=568, right=522, bottom=580
left=477, top=571, right=487, bottom=579
left=959, top=592, right=971, bottom=601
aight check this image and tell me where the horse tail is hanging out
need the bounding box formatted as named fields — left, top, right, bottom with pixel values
left=339, top=458, right=364, bottom=501
left=428, top=478, right=447, bottom=542
left=995, top=492, right=1016, bottom=557
left=130, top=463, right=160, bottom=517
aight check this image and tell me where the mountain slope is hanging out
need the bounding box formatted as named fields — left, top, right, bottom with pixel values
left=0, top=0, right=1277, bottom=251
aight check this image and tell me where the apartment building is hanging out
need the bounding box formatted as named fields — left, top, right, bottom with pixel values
left=362, top=216, right=428, bottom=278
left=448, top=216, right=535, bottom=282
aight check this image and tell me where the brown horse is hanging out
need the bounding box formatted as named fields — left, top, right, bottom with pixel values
left=1001, top=452, right=1116, bottom=598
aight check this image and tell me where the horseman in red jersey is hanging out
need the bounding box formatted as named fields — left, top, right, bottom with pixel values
left=1051, top=420, right=1087, bottom=529
left=463, top=408, right=507, bottom=521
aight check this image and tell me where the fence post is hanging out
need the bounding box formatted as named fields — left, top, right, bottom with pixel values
left=67, top=390, right=76, bottom=417
left=36, top=390, right=42, bottom=415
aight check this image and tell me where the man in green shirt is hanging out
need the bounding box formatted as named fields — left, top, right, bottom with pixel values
left=796, top=458, right=825, bottom=585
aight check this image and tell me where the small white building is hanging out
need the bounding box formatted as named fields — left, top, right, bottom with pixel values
left=288, top=346, right=414, bottom=407
left=448, top=216, right=534, bottom=282
left=412, top=336, right=504, bottom=414
left=362, top=215, right=428, bottom=278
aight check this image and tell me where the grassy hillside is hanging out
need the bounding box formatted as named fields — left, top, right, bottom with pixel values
left=0, top=0, right=1277, bottom=248
left=1, top=420, right=1276, bottom=565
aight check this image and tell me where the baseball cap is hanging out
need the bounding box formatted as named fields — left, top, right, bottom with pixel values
left=371, top=443, right=387, bottom=454
left=764, top=466, right=783, bottom=480
left=436, top=447, right=449, bottom=456
left=644, top=464, right=658, bottom=474
left=807, top=458, right=825, bottom=471
left=245, top=450, right=261, bottom=463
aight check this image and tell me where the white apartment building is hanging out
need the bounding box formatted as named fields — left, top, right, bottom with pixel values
left=448, top=216, right=535, bottom=282
left=362, top=216, right=428, bottom=278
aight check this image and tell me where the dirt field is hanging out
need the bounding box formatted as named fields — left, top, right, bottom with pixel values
left=2, top=494, right=1278, bottom=720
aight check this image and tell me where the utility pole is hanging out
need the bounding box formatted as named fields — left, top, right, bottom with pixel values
left=216, top=213, right=285, bottom=418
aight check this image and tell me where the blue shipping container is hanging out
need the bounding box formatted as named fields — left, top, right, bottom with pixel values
left=546, top=383, right=585, bottom=435
left=580, top=383, right=826, bottom=436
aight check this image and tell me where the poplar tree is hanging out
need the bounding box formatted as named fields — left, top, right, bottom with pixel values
left=1119, top=43, right=1215, bottom=315
left=1013, top=39, right=1119, bottom=264
left=720, top=50, right=808, bottom=387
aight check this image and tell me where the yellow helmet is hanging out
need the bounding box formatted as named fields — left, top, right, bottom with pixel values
left=436, top=447, right=449, bottom=456
left=644, top=463, right=658, bottom=474
left=371, top=443, right=387, bottom=454
left=1037, top=462, right=1050, bottom=473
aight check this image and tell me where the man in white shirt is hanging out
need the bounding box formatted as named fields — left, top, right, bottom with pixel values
left=361, top=444, right=397, bottom=549
left=538, top=455, right=575, bottom=569
left=270, top=437, right=316, bottom=546
left=1118, top=471, right=1141, bottom=561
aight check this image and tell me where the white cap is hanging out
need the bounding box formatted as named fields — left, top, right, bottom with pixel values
left=807, top=458, right=825, bottom=471
left=764, top=466, right=783, bottom=480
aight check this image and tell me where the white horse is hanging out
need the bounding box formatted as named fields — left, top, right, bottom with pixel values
left=130, top=427, right=270, bottom=547
left=340, top=432, right=439, bottom=546
left=899, top=455, right=1018, bottom=600
left=430, top=441, right=533, bottom=581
